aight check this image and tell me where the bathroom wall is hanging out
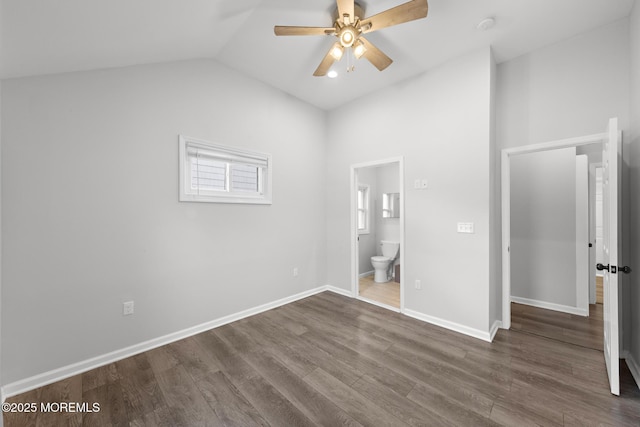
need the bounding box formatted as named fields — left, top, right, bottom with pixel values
left=357, top=167, right=377, bottom=276
left=356, top=162, right=400, bottom=278
left=374, top=162, right=400, bottom=253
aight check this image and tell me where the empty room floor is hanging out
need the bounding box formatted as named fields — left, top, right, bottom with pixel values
left=4, top=292, right=640, bottom=426
left=511, top=302, right=604, bottom=350
left=358, top=274, right=400, bottom=308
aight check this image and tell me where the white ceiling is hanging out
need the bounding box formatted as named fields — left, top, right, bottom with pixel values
left=1, top=0, right=636, bottom=110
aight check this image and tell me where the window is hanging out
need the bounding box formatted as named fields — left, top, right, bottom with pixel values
left=179, top=135, right=272, bottom=204
left=357, top=185, right=370, bottom=234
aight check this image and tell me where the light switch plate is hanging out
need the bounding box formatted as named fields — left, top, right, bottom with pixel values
left=457, top=222, right=475, bottom=233
left=123, top=301, right=134, bottom=316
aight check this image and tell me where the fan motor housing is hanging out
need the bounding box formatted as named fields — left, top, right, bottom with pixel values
left=333, top=2, right=365, bottom=24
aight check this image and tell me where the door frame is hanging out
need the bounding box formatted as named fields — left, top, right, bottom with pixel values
left=350, top=157, right=405, bottom=313
left=589, top=162, right=603, bottom=305
left=576, top=154, right=590, bottom=315
left=501, top=132, right=608, bottom=329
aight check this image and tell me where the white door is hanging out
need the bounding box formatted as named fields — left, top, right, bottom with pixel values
left=601, top=117, right=621, bottom=396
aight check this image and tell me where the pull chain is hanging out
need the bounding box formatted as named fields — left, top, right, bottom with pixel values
left=346, top=47, right=355, bottom=73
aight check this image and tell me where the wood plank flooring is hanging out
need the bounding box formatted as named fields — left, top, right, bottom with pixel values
left=358, top=275, right=400, bottom=308
left=596, top=275, right=604, bottom=304
left=4, top=292, right=640, bottom=426
left=511, top=302, right=603, bottom=351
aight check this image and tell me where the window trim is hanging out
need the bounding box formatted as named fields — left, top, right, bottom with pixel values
left=357, top=184, right=370, bottom=235
left=179, top=135, right=272, bottom=204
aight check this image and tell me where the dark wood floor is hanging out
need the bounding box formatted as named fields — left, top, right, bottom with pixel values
left=511, top=302, right=604, bottom=351
left=4, top=292, right=640, bottom=426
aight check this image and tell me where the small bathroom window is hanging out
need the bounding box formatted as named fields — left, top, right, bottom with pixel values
left=179, top=135, right=272, bottom=204
left=357, top=185, right=370, bottom=234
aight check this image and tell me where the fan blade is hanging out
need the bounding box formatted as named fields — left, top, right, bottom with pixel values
left=313, top=42, right=341, bottom=76
left=359, top=37, right=393, bottom=71
left=361, top=0, right=428, bottom=34
left=274, top=26, right=335, bottom=36
left=336, top=0, right=355, bottom=23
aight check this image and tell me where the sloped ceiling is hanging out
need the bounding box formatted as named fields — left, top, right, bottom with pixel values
left=1, top=0, right=635, bottom=109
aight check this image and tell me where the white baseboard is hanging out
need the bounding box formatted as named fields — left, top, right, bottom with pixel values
left=329, top=287, right=492, bottom=342
left=511, top=296, right=588, bottom=317
left=325, top=285, right=354, bottom=298
left=359, top=270, right=374, bottom=278
left=1, top=285, right=330, bottom=400
left=489, top=320, right=503, bottom=342
left=1, top=284, right=505, bottom=399
left=622, top=351, right=640, bottom=391
left=403, top=309, right=493, bottom=342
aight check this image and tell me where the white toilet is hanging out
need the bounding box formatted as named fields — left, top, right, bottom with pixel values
left=371, top=240, right=399, bottom=283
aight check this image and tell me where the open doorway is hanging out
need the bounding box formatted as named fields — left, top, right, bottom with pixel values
left=501, top=118, right=626, bottom=395
left=351, top=157, right=404, bottom=312
left=507, top=144, right=604, bottom=351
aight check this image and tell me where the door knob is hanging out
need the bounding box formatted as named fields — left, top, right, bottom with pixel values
left=596, top=264, right=632, bottom=274
left=619, top=266, right=632, bottom=274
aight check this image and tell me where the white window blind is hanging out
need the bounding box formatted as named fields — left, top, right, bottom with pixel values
left=179, top=136, right=272, bottom=204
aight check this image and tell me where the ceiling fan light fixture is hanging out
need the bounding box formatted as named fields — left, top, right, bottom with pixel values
left=327, top=70, right=338, bottom=78
left=339, top=27, right=356, bottom=47
left=330, top=45, right=345, bottom=60
left=274, top=0, right=430, bottom=76
left=353, top=40, right=366, bottom=59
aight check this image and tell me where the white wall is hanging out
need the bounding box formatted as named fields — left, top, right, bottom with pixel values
left=374, top=163, right=400, bottom=246
left=575, top=154, right=589, bottom=313
left=489, top=51, right=499, bottom=330
left=0, top=0, right=4, bottom=411
left=0, top=77, right=3, bottom=411
left=1, top=59, right=327, bottom=385
left=497, top=19, right=630, bottom=147
left=595, top=169, right=604, bottom=266
left=629, top=1, right=640, bottom=372
left=510, top=148, right=577, bottom=307
left=357, top=167, right=377, bottom=275
left=496, top=19, right=631, bottom=339
left=327, top=48, right=493, bottom=335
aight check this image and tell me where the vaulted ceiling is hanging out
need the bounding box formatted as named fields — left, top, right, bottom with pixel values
left=1, top=0, right=635, bottom=109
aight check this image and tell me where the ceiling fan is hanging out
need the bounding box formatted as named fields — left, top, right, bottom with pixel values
left=274, top=0, right=429, bottom=76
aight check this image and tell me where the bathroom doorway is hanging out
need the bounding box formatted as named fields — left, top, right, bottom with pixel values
left=350, top=157, right=404, bottom=312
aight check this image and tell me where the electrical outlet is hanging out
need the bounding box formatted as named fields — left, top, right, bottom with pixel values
left=293, top=267, right=299, bottom=277
left=414, top=179, right=421, bottom=189
left=123, top=301, right=134, bottom=316
left=415, top=279, right=422, bottom=290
